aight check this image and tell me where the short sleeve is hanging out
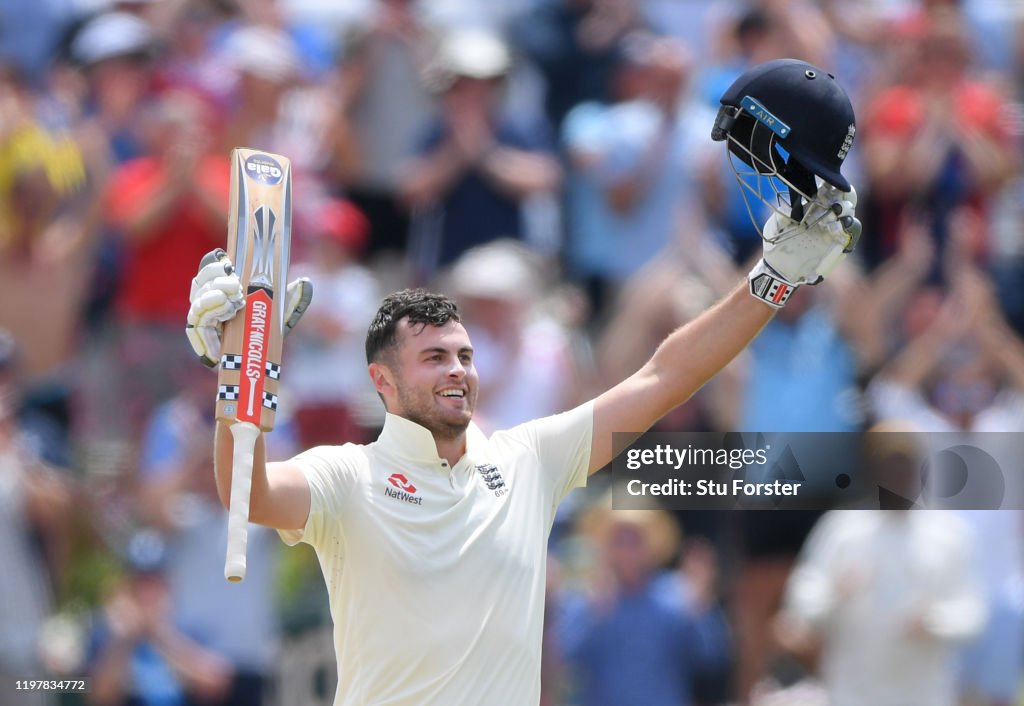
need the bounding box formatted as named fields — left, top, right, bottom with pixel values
left=276, top=444, right=361, bottom=548
left=506, top=400, right=594, bottom=506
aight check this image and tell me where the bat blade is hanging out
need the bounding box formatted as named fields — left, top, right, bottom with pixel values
left=217, top=148, right=292, bottom=582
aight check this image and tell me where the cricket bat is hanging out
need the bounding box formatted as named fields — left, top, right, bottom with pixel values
left=216, top=148, right=292, bottom=582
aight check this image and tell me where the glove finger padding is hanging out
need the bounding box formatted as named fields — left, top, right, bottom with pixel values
left=186, top=320, right=223, bottom=369
left=786, top=185, right=856, bottom=238
left=839, top=213, right=862, bottom=253
left=190, top=274, right=245, bottom=306
left=749, top=183, right=860, bottom=307
left=186, top=249, right=245, bottom=368
left=283, top=277, right=313, bottom=336
left=761, top=213, right=848, bottom=283
left=191, top=288, right=235, bottom=324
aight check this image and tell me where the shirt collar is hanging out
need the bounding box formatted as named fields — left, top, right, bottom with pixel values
left=377, top=412, right=488, bottom=466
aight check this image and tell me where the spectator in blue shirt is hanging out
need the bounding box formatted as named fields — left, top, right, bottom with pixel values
left=557, top=505, right=729, bottom=706
left=399, top=28, right=561, bottom=277
left=86, top=530, right=233, bottom=706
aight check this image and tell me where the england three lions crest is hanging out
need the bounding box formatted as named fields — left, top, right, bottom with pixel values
left=475, top=464, right=508, bottom=497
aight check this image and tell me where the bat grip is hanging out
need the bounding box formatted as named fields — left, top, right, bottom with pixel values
left=224, top=421, right=260, bottom=582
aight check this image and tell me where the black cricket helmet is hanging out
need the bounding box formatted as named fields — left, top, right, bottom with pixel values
left=711, top=58, right=856, bottom=225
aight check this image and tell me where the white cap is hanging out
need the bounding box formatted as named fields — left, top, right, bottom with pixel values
left=436, top=28, right=511, bottom=81
left=449, top=240, right=539, bottom=301
left=71, top=11, right=154, bottom=66
left=224, top=25, right=300, bottom=82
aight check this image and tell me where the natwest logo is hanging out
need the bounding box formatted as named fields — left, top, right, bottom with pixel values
left=387, top=473, right=416, bottom=494
left=385, top=473, right=422, bottom=505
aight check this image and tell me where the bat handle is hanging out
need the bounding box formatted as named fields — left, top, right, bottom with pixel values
left=224, top=421, right=260, bottom=582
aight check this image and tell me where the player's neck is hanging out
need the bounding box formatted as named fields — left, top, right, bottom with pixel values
left=433, top=433, right=467, bottom=467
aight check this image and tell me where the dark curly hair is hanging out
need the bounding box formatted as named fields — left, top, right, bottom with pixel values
left=365, top=289, right=461, bottom=365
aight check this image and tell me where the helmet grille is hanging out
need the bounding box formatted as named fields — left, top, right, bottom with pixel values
left=722, top=114, right=831, bottom=242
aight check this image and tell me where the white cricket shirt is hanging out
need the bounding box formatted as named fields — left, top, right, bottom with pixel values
left=279, top=401, right=594, bottom=706
left=783, top=511, right=985, bottom=706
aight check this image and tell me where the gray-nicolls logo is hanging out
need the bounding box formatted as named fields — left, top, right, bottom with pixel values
left=475, top=464, right=507, bottom=497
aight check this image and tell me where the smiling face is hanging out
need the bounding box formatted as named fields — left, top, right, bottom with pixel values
left=370, top=319, right=479, bottom=440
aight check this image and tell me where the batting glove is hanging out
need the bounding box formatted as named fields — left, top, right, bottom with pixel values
left=748, top=184, right=860, bottom=309
left=186, top=249, right=313, bottom=368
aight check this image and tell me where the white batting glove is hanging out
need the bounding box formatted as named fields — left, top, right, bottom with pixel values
left=186, top=249, right=244, bottom=367
left=748, top=184, right=861, bottom=309
left=185, top=249, right=313, bottom=368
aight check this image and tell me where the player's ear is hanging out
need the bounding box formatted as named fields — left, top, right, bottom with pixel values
left=368, top=362, right=395, bottom=399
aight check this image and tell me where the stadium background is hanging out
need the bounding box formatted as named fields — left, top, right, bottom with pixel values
left=1, top=0, right=1023, bottom=704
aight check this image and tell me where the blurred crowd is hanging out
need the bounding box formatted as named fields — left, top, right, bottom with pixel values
left=2, top=0, right=1024, bottom=705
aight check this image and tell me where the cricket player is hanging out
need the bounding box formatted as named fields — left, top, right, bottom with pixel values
left=186, top=59, right=862, bottom=706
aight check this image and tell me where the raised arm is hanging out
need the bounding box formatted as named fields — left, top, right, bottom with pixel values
left=187, top=250, right=314, bottom=531
left=584, top=58, right=864, bottom=474
left=213, top=423, right=310, bottom=531
left=589, top=284, right=773, bottom=473
left=588, top=181, right=861, bottom=474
